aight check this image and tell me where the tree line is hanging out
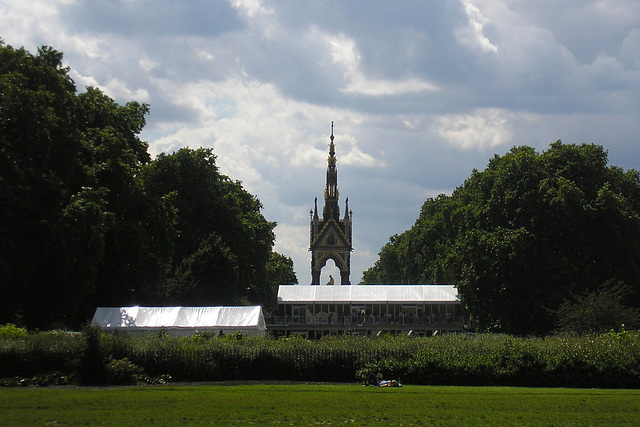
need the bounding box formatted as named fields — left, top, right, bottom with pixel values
left=0, top=42, right=297, bottom=330
left=363, top=142, right=640, bottom=335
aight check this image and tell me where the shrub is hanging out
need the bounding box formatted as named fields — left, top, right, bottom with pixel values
left=79, top=326, right=107, bottom=385
left=105, top=358, right=144, bottom=385
left=2, top=330, right=640, bottom=388
left=0, top=324, right=28, bottom=339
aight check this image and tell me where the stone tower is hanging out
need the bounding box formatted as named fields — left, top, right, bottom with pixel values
left=310, top=122, right=353, bottom=285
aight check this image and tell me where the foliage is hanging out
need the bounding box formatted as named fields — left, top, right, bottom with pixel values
left=0, top=324, right=27, bottom=339
left=141, top=147, right=278, bottom=306
left=363, top=141, right=640, bottom=335
left=0, top=371, right=76, bottom=387
left=0, top=41, right=155, bottom=328
left=554, top=281, right=640, bottom=335
left=0, top=42, right=295, bottom=328
left=0, top=329, right=85, bottom=379
left=104, top=358, right=144, bottom=385
left=263, top=252, right=298, bottom=312
left=79, top=326, right=107, bottom=385
left=3, top=329, right=640, bottom=388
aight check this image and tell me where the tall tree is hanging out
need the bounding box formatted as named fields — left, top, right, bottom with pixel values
left=363, top=141, right=640, bottom=335
left=0, top=42, right=155, bottom=328
left=553, top=281, right=640, bottom=335
left=141, top=148, right=278, bottom=306
left=0, top=42, right=297, bottom=328
left=263, top=252, right=298, bottom=312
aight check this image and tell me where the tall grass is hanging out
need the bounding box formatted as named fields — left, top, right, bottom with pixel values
left=1, top=325, right=639, bottom=387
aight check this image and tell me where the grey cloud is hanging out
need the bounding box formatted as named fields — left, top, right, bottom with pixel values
left=61, top=0, right=244, bottom=37
left=506, top=0, right=640, bottom=64
left=3, top=0, right=639, bottom=282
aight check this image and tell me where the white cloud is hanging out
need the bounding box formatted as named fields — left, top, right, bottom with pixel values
left=139, top=57, right=159, bottom=72
left=458, top=0, right=498, bottom=53
left=2, top=0, right=640, bottom=283
left=619, top=28, right=640, bottom=70
left=326, top=33, right=438, bottom=96
left=0, top=0, right=61, bottom=47
left=435, top=109, right=513, bottom=150
left=231, top=0, right=274, bottom=18
left=271, top=223, right=309, bottom=280
left=102, top=78, right=150, bottom=103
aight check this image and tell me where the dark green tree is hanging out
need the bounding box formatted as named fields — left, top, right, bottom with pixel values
left=1, top=42, right=86, bottom=327
left=361, top=234, right=406, bottom=284
left=364, top=141, right=640, bottom=335
left=0, top=42, right=159, bottom=328
left=142, top=148, right=280, bottom=307
left=0, top=41, right=298, bottom=327
left=553, top=281, right=640, bottom=335
left=263, top=252, right=298, bottom=312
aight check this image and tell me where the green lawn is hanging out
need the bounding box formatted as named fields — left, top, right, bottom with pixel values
left=1, top=384, right=639, bottom=425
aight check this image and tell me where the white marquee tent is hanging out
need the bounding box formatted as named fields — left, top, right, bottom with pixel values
left=91, top=306, right=266, bottom=336
left=277, top=285, right=459, bottom=304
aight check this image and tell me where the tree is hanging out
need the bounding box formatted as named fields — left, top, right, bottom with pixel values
left=1, top=42, right=84, bottom=327
left=141, top=148, right=281, bottom=307
left=361, top=234, right=406, bottom=284
left=263, top=252, right=298, bottom=312
left=0, top=42, right=158, bottom=328
left=553, top=281, right=640, bottom=335
left=364, top=141, right=640, bottom=335
left=0, top=42, right=295, bottom=328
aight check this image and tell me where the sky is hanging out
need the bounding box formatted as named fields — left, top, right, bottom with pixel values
left=2, top=0, right=640, bottom=285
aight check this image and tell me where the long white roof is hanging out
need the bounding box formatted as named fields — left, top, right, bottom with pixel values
left=277, top=285, right=459, bottom=304
left=91, top=306, right=266, bottom=330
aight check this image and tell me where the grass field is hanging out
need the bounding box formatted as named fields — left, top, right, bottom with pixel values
left=2, top=384, right=640, bottom=425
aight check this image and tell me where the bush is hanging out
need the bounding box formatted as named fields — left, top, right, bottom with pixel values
left=105, top=358, right=144, bottom=385
left=2, top=330, right=640, bottom=388
left=0, top=324, right=28, bottom=339
left=79, top=326, right=107, bottom=385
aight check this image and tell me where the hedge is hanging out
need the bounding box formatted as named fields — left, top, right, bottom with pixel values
left=1, top=325, right=638, bottom=387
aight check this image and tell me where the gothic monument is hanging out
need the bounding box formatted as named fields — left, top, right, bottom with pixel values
left=310, top=122, right=353, bottom=285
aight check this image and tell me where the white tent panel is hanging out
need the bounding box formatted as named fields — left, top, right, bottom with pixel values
left=91, top=306, right=266, bottom=336
left=315, top=286, right=352, bottom=303
left=92, top=306, right=140, bottom=328
left=175, top=306, right=222, bottom=327
left=134, top=306, right=181, bottom=327
left=423, top=285, right=460, bottom=302
left=387, top=286, right=424, bottom=303
left=210, top=306, right=266, bottom=329
left=313, top=286, right=333, bottom=302
left=351, top=286, right=386, bottom=303
left=277, top=285, right=316, bottom=303
left=277, top=285, right=459, bottom=304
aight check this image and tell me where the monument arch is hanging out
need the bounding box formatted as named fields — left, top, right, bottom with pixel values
left=310, top=122, right=353, bottom=285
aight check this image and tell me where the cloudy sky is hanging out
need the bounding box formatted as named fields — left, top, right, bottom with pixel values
left=2, top=0, right=640, bottom=284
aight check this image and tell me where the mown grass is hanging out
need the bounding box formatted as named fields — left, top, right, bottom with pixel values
left=1, top=384, right=640, bottom=425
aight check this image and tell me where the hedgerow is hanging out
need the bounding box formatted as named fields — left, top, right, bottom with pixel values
left=1, top=327, right=639, bottom=387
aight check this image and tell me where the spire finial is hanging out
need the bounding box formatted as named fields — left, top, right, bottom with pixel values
left=329, top=121, right=335, bottom=158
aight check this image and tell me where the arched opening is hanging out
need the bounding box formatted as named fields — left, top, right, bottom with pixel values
left=320, top=259, right=340, bottom=285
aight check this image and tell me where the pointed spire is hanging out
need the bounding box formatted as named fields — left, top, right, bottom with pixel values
left=324, top=121, right=339, bottom=220
left=314, top=197, right=319, bottom=219
left=329, top=121, right=335, bottom=158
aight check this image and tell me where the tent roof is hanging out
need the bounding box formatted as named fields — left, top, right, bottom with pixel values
left=277, top=285, right=459, bottom=304
left=91, top=306, right=266, bottom=330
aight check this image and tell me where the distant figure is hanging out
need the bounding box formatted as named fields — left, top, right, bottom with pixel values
left=327, top=275, right=334, bottom=285
left=376, top=372, right=402, bottom=387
